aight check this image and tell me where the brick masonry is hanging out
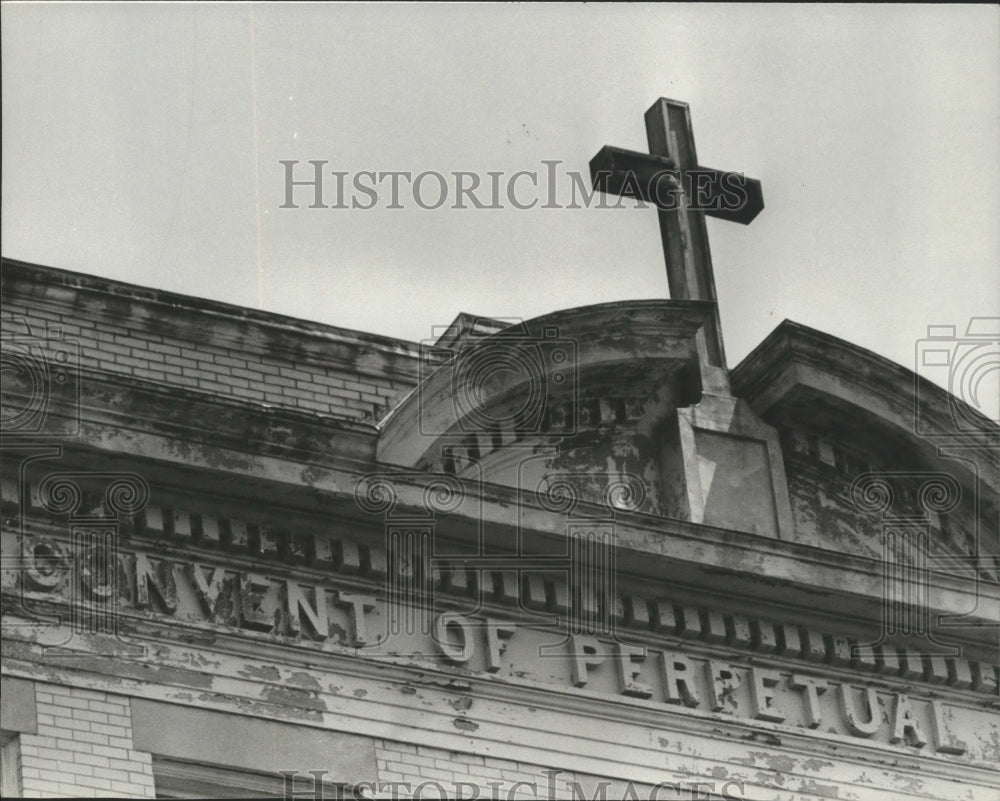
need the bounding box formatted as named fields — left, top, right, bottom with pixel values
left=16, top=683, right=155, bottom=798
left=9, top=685, right=663, bottom=799
left=1, top=260, right=423, bottom=422
left=375, top=739, right=664, bottom=800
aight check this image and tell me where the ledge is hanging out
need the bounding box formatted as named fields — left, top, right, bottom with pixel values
left=4, top=372, right=995, bottom=649
left=731, top=320, right=999, bottom=491
left=2, top=257, right=425, bottom=383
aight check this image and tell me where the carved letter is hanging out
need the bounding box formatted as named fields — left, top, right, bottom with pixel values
left=616, top=643, right=653, bottom=699
left=484, top=619, right=515, bottom=673
left=285, top=581, right=328, bottom=641
left=434, top=613, right=473, bottom=664
left=929, top=700, right=966, bottom=755
left=790, top=674, right=827, bottom=729
left=890, top=693, right=928, bottom=748
left=23, top=537, right=68, bottom=591
left=335, top=592, right=377, bottom=646
left=569, top=635, right=603, bottom=687
left=749, top=668, right=784, bottom=722
left=660, top=652, right=700, bottom=707
left=839, top=685, right=882, bottom=737
left=133, top=553, right=178, bottom=613
left=706, top=661, right=741, bottom=713
left=185, top=564, right=229, bottom=618
left=238, top=572, right=274, bottom=631
left=77, top=544, right=118, bottom=601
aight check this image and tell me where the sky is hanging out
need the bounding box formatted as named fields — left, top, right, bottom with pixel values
left=2, top=4, right=998, bottom=411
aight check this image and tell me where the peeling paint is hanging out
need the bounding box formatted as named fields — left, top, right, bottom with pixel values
left=740, top=731, right=782, bottom=747
left=259, top=684, right=327, bottom=712
left=758, top=752, right=796, bottom=774
left=801, top=757, right=836, bottom=772
left=240, top=664, right=280, bottom=682
left=288, top=671, right=322, bottom=692
left=797, top=779, right=843, bottom=798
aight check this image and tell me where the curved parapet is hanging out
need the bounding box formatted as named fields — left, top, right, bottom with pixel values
left=377, top=300, right=714, bottom=516
left=732, top=320, right=999, bottom=563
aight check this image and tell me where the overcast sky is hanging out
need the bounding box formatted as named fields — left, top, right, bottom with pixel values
left=3, top=4, right=998, bottom=408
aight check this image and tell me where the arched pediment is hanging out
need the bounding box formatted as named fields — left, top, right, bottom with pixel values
left=732, top=321, right=998, bottom=566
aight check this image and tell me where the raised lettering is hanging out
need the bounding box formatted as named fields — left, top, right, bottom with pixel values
left=434, top=613, right=473, bottom=664
left=23, top=537, right=68, bottom=591
left=570, top=635, right=604, bottom=687
left=484, top=620, right=515, bottom=673
left=706, top=661, right=741, bottom=713
left=929, top=700, right=967, bottom=755
left=238, top=572, right=274, bottom=631
left=790, top=674, right=827, bottom=729
left=839, top=685, right=882, bottom=737
left=616, top=643, right=653, bottom=699
left=285, top=580, right=328, bottom=641
left=660, top=652, right=700, bottom=707
left=890, top=693, right=928, bottom=747
left=749, top=668, right=784, bottom=722
left=133, top=553, right=177, bottom=613
left=335, top=592, right=377, bottom=646
left=185, top=563, right=229, bottom=617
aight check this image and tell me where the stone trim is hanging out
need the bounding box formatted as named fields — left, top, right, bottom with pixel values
left=0, top=677, right=38, bottom=735
left=131, top=698, right=377, bottom=783
left=7, top=472, right=997, bottom=698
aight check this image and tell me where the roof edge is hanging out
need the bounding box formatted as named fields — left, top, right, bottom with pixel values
left=1, top=256, right=423, bottom=359
left=731, top=319, right=998, bottom=438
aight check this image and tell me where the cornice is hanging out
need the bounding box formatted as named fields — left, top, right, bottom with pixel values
left=732, top=321, right=997, bottom=449
left=4, top=425, right=997, bottom=652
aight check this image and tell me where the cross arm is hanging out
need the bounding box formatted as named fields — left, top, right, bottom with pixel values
left=589, top=145, right=764, bottom=225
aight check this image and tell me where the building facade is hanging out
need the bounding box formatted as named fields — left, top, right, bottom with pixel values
left=1, top=256, right=998, bottom=800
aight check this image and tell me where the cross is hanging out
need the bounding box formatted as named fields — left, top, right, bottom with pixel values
left=590, top=98, right=764, bottom=392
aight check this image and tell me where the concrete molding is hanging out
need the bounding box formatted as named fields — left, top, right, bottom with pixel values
left=0, top=676, right=37, bottom=734
left=131, top=697, right=377, bottom=783
left=5, top=631, right=998, bottom=799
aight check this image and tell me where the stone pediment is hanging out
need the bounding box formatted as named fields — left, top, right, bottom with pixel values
left=732, top=320, right=999, bottom=570
left=377, top=300, right=715, bottom=515
left=731, top=320, right=999, bottom=487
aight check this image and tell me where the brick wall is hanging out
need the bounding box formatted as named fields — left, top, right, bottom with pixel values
left=377, top=740, right=547, bottom=799
left=1, top=259, right=423, bottom=422
left=375, top=740, right=661, bottom=800
left=17, top=683, right=155, bottom=798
